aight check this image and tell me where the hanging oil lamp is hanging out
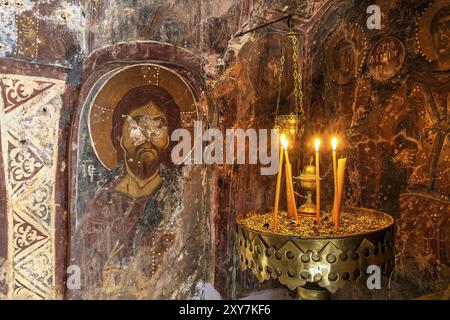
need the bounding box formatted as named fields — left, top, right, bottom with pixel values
left=273, top=28, right=306, bottom=140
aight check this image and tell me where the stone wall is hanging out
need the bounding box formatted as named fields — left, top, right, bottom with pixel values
left=0, top=0, right=448, bottom=299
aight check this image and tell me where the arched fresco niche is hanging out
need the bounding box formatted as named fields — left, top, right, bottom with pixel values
left=68, top=43, right=210, bottom=299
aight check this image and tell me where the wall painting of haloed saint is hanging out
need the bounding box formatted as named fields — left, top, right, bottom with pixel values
left=70, top=64, right=199, bottom=298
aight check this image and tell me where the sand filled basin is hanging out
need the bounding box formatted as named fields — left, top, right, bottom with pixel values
left=238, top=207, right=393, bottom=237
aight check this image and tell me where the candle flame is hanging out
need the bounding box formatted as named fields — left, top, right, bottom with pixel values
left=331, top=137, right=337, bottom=151
left=281, top=134, right=288, bottom=150
left=314, top=138, right=320, bottom=152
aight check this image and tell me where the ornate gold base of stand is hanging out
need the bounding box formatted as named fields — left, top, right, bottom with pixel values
left=297, top=283, right=331, bottom=300
left=298, top=203, right=315, bottom=215
left=297, top=190, right=316, bottom=215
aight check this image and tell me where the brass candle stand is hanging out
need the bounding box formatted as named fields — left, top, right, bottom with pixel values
left=235, top=207, right=395, bottom=300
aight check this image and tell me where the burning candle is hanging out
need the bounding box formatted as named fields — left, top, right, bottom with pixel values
left=331, top=137, right=338, bottom=227
left=314, top=138, right=321, bottom=223
left=272, top=133, right=285, bottom=231
left=335, top=158, right=347, bottom=230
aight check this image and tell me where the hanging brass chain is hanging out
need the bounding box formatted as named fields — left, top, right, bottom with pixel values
left=289, top=32, right=304, bottom=117
left=275, top=48, right=285, bottom=118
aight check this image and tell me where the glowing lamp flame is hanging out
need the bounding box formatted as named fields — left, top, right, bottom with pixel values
left=331, top=137, right=337, bottom=151
left=314, top=138, right=320, bottom=152
left=281, top=134, right=288, bottom=150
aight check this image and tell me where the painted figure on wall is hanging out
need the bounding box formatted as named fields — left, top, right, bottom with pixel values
left=405, top=0, right=450, bottom=194
left=346, top=1, right=449, bottom=214
left=71, top=64, right=198, bottom=298
left=429, top=3, right=450, bottom=71
left=325, top=23, right=369, bottom=133
left=375, top=0, right=449, bottom=272
left=332, top=40, right=355, bottom=86
left=323, top=23, right=377, bottom=208
left=245, top=32, right=296, bottom=104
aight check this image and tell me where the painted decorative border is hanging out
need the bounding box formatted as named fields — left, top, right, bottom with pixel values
left=0, top=72, right=65, bottom=299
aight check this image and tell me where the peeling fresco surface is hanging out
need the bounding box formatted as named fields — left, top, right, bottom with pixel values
left=0, top=0, right=85, bottom=66
left=0, top=1, right=35, bottom=56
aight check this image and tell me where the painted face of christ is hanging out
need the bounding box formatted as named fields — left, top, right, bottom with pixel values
left=120, top=102, right=170, bottom=181
left=111, top=85, right=180, bottom=197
